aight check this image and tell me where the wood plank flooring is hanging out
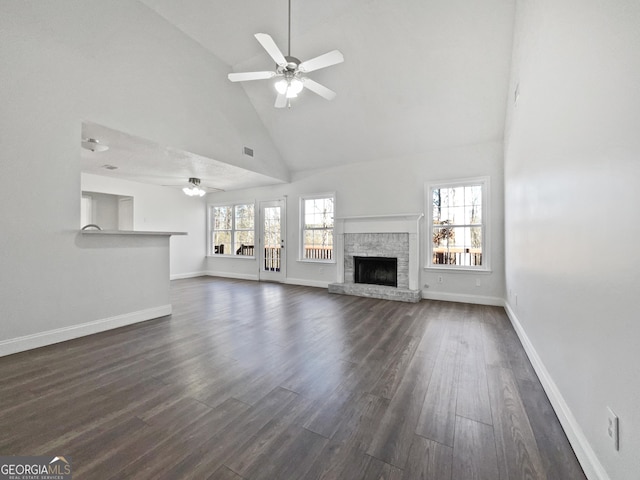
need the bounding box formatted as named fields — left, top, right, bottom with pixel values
left=0, top=277, right=587, bottom=479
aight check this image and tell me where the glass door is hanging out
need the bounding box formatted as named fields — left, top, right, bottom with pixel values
left=259, top=199, right=286, bottom=282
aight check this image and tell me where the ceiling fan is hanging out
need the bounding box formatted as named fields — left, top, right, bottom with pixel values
left=163, top=177, right=224, bottom=196
left=228, top=0, right=344, bottom=108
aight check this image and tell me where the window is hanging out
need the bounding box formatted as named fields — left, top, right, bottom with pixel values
left=426, top=177, right=489, bottom=270
left=300, top=194, right=335, bottom=262
left=210, top=203, right=255, bottom=256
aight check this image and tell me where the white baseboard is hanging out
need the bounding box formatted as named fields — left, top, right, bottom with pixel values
left=0, top=304, right=172, bottom=358
left=204, top=272, right=328, bottom=289
left=284, top=278, right=330, bottom=289
left=201, top=276, right=498, bottom=298
left=503, top=301, right=609, bottom=480
left=204, top=271, right=259, bottom=281
left=170, top=271, right=207, bottom=280
left=421, top=290, right=504, bottom=306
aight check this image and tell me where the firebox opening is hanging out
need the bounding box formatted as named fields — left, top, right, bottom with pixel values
left=354, top=256, right=398, bottom=288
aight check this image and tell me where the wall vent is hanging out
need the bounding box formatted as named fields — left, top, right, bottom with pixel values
left=243, top=146, right=254, bottom=157
left=101, top=164, right=118, bottom=170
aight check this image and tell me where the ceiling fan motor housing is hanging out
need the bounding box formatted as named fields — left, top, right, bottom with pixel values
left=278, top=56, right=301, bottom=74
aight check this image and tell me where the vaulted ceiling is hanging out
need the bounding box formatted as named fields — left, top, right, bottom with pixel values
left=138, top=0, right=516, bottom=174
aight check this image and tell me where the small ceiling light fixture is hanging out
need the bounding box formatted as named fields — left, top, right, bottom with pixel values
left=81, top=138, right=109, bottom=152
left=183, top=177, right=206, bottom=197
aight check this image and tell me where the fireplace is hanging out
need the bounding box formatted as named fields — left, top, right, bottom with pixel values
left=354, top=256, right=397, bottom=288
left=328, top=213, right=423, bottom=302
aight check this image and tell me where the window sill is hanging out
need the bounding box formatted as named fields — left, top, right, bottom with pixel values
left=206, top=255, right=256, bottom=260
left=424, top=265, right=492, bottom=274
left=297, top=259, right=336, bottom=265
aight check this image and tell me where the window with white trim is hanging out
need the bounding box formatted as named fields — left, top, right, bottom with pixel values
left=209, top=203, right=255, bottom=256
left=427, top=177, right=489, bottom=270
left=300, top=194, right=335, bottom=262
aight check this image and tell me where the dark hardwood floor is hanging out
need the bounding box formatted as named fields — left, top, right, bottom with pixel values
left=0, top=277, right=586, bottom=479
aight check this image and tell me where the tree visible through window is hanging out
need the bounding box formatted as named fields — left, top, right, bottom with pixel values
left=210, top=203, right=254, bottom=255
left=428, top=178, right=488, bottom=269
left=301, top=195, right=334, bottom=261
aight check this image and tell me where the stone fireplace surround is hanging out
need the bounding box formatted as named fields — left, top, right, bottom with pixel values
left=328, top=213, right=423, bottom=303
left=346, top=233, right=407, bottom=287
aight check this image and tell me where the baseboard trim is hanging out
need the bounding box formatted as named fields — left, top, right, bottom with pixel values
left=421, top=290, right=504, bottom=306
left=284, top=278, right=330, bottom=289
left=0, top=304, right=172, bottom=358
left=170, top=271, right=207, bottom=280
left=503, top=301, right=609, bottom=480
left=204, top=271, right=259, bottom=281
left=204, top=273, right=328, bottom=288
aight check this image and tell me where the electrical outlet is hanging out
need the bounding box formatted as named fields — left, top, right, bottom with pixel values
left=607, top=407, right=619, bottom=450
left=437, top=276, right=443, bottom=283
left=475, top=279, right=481, bottom=287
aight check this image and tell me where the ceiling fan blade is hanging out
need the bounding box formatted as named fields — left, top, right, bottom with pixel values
left=299, top=50, right=344, bottom=73
left=228, top=71, right=276, bottom=82
left=274, top=93, right=287, bottom=108
left=302, top=78, right=337, bottom=101
left=255, top=33, right=287, bottom=67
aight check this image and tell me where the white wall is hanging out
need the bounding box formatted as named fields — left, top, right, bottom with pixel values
left=206, top=141, right=506, bottom=304
left=0, top=1, right=285, bottom=351
left=504, top=0, right=640, bottom=478
left=82, top=174, right=207, bottom=279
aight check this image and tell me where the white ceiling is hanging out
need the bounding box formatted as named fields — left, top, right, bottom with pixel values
left=81, top=122, right=285, bottom=192
left=87, top=0, right=515, bottom=188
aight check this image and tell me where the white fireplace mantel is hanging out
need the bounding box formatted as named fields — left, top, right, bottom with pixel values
left=334, top=213, right=424, bottom=291
left=335, top=213, right=423, bottom=235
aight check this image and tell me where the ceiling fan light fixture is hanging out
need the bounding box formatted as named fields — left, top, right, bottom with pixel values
left=183, top=186, right=206, bottom=197
left=275, top=79, right=288, bottom=95
left=289, top=78, right=303, bottom=95
left=183, top=177, right=206, bottom=197
left=275, top=77, right=303, bottom=98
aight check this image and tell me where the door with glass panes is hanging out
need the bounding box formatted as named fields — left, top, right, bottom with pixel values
left=259, top=199, right=286, bottom=282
